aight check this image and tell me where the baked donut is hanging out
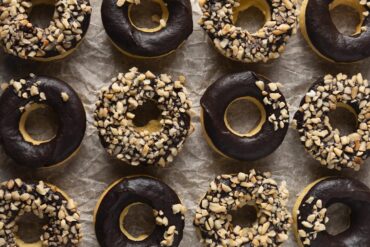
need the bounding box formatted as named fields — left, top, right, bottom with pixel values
left=94, top=176, right=186, bottom=247
left=94, top=67, right=193, bottom=167
left=199, top=0, right=298, bottom=63
left=0, top=0, right=92, bottom=61
left=200, top=71, right=289, bottom=161
left=194, top=170, right=291, bottom=246
left=0, top=74, right=86, bottom=168
left=293, top=177, right=370, bottom=246
left=300, top=0, right=370, bottom=63
left=101, top=0, right=193, bottom=58
left=0, top=178, right=82, bottom=246
left=293, top=73, right=370, bottom=171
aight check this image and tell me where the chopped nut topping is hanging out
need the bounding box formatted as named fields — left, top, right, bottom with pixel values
left=94, top=67, right=192, bottom=167
left=0, top=179, right=82, bottom=246
left=0, top=0, right=92, bottom=59
left=194, top=170, right=291, bottom=246
left=199, top=0, right=298, bottom=62
left=294, top=73, right=370, bottom=171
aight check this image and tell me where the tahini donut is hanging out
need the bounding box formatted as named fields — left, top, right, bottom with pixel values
left=0, top=0, right=92, bottom=61
left=199, top=0, right=298, bottom=63
left=94, top=67, right=193, bottom=167
left=293, top=73, right=370, bottom=171
left=300, top=0, right=370, bottom=63
left=200, top=71, right=289, bottom=161
left=0, top=74, right=86, bottom=168
left=293, top=177, right=370, bottom=246
left=194, top=170, right=291, bottom=247
left=0, top=178, right=82, bottom=246
left=101, top=0, right=193, bottom=58
left=94, top=176, right=186, bottom=247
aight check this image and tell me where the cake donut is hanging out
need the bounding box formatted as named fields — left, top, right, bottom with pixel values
left=101, top=0, right=193, bottom=58
left=199, top=0, right=298, bottom=63
left=293, top=177, right=370, bottom=246
left=300, top=0, right=370, bottom=63
left=194, top=170, right=291, bottom=246
left=0, top=178, right=82, bottom=246
left=0, top=74, right=86, bottom=168
left=94, top=176, right=186, bottom=247
left=94, top=67, right=193, bottom=167
left=294, top=73, right=370, bottom=171
left=0, top=0, right=92, bottom=61
left=200, top=71, right=289, bottom=161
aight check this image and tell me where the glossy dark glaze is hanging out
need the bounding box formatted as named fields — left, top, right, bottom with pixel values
left=101, top=0, right=193, bottom=57
left=297, top=177, right=370, bottom=247
left=200, top=71, right=288, bottom=161
left=305, top=0, right=370, bottom=62
left=95, top=176, right=184, bottom=247
left=0, top=76, right=86, bottom=168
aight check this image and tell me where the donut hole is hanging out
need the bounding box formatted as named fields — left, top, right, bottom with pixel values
left=28, top=0, right=56, bottom=29
left=230, top=203, right=258, bottom=227
left=328, top=103, right=358, bottom=136
left=326, top=203, right=351, bottom=236
left=224, top=97, right=267, bottom=137
left=15, top=213, right=48, bottom=244
left=128, top=0, right=169, bottom=33
left=132, top=100, right=162, bottom=132
left=119, top=203, right=156, bottom=241
left=329, top=0, right=365, bottom=36
left=20, top=103, right=59, bottom=145
left=232, top=0, right=270, bottom=33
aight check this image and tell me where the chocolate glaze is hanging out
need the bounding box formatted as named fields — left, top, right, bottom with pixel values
left=297, top=177, right=370, bottom=247
left=101, top=0, right=193, bottom=57
left=304, top=0, right=370, bottom=62
left=95, top=176, right=185, bottom=247
left=0, top=76, right=86, bottom=168
left=200, top=71, right=288, bottom=161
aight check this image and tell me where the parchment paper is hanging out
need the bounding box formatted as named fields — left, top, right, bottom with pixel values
left=0, top=1, right=368, bottom=246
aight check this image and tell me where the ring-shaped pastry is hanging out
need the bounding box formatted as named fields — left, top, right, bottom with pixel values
left=0, top=178, right=82, bottom=246
left=94, top=67, right=193, bottom=167
left=194, top=170, right=291, bottom=246
left=200, top=71, right=289, bottom=161
left=94, top=176, right=186, bottom=247
left=0, top=74, right=86, bottom=169
left=199, top=0, right=298, bottom=63
left=293, top=177, right=370, bottom=246
left=300, top=0, right=370, bottom=63
left=294, top=73, right=370, bottom=171
left=101, top=0, right=193, bottom=58
left=0, top=0, right=92, bottom=61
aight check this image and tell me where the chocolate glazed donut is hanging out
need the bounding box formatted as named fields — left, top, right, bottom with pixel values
left=293, top=177, right=370, bottom=247
left=0, top=75, right=86, bottom=168
left=94, top=176, right=185, bottom=247
left=200, top=71, right=289, bottom=161
left=301, top=0, right=370, bottom=62
left=101, top=0, right=193, bottom=58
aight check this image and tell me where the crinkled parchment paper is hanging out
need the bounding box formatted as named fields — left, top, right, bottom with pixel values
left=0, top=1, right=368, bottom=246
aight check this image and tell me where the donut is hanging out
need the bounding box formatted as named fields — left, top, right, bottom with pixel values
left=94, top=67, right=193, bottom=167
left=293, top=73, right=370, bottom=171
left=0, top=74, right=86, bottom=169
left=300, top=0, right=370, bottom=63
left=101, top=0, right=193, bottom=58
left=0, top=178, right=82, bottom=246
left=198, top=0, right=298, bottom=63
left=200, top=71, right=289, bottom=161
left=293, top=177, right=370, bottom=246
left=94, top=176, right=186, bottom=247
left=0, top=0, right=92, bottom=61
left=194, top=170, right=291, bottom=246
